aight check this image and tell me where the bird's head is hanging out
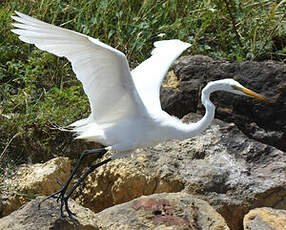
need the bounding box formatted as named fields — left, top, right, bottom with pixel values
left=209, top=78, right=270, bottom=102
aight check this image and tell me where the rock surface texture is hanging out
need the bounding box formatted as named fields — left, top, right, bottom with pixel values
left=1, top=57, right=285, bottom=230
left=0, top=197, right=98, bottom=230
left=75, top=114, right=286, bottom=230
left=161, top=55, right=286, bottom=151
left=0, top=157, right=71, bottom=216
left=243, top=207, right=286, bottom=230
left=0, top=193, right=230, bottom=230
left=95, top=192, right=230, bottom=230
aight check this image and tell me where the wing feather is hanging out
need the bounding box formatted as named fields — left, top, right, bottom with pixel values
left=12, top=11, right=147, bottom=124
left=132, top=40, right=191, bottom=113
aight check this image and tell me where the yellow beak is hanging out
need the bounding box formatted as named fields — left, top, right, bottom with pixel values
left=241, top=87, right=271, bottom=103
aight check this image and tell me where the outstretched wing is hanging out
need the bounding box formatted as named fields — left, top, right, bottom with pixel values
left=132, top=40, right=191, bottom=113
left=12, top=11, right=147, bottom=124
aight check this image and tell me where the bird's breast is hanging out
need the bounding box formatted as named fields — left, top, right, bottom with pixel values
left=102, top=117, right=162, bottom=151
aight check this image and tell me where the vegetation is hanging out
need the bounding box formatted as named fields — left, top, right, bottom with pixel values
left=0, top=0, right=285, bottom=179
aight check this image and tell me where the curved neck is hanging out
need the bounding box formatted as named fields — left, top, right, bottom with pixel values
left=176, top=84, right=216, bottom=139
left=193, top=86, right=216, bottom=135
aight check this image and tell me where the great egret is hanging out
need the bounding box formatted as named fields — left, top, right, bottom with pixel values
left=11, top=11, right=269, bottom=217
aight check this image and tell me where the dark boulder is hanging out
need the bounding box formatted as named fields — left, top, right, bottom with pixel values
left=160, top=55, right=286, bottom=151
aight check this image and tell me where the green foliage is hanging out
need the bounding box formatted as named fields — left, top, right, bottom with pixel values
left=0, top=0, right=285, bottom=179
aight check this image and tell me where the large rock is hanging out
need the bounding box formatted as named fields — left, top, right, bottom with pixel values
left=160, top=55, right=286, bottom=151
left=95, top=192, right=230, bottom=230
left=0, top=157, right=71, bottom=217
left=0, top=197, right=98, bottom=230
left=74, top=114, right=286, bottom=230
left=243, top=207, right=286, bottom=230
left=0, top=193, right=229, bottom=230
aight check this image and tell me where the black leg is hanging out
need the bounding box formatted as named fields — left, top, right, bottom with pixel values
left=38, top=147, right=109, bottom=217
left=62, top=158, right=112, bottom=217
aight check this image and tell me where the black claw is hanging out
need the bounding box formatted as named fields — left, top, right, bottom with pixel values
left=39, top=181, right=76, bottom=218
left=60, top=196, right=65, bottom=218
left=39, top=184, right=68, bottom=214
left=38, top=148, right=109, bottom=218
left=65, top=199, right=76, bottom=217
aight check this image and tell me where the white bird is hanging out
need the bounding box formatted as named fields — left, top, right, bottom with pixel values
left=11, top=11, right=269, bottom=217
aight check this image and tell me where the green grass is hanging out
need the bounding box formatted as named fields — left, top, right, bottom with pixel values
left=0, top=0, right=285, bottom=179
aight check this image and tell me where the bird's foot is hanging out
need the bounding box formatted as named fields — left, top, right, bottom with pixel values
left=59, top=193, right=75, bottom=218
left=38, top=178, right=75, bottom=218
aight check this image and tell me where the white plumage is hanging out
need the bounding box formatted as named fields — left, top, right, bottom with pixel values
left=12, top=11, right=268, bottom=155
left=12, top=11, right=268, bottom=217
left=12, top=11, right=194, bottom=154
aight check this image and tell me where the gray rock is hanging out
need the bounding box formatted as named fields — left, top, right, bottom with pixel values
left=0, top=193, right=230, bottom=230
left=0, top=196, right=98, bottom=230
left=1, top=114, right=285, bottom=230
left=95, top=192, right=230, bottom=230
left=74, top=114, right=286, bottom=230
